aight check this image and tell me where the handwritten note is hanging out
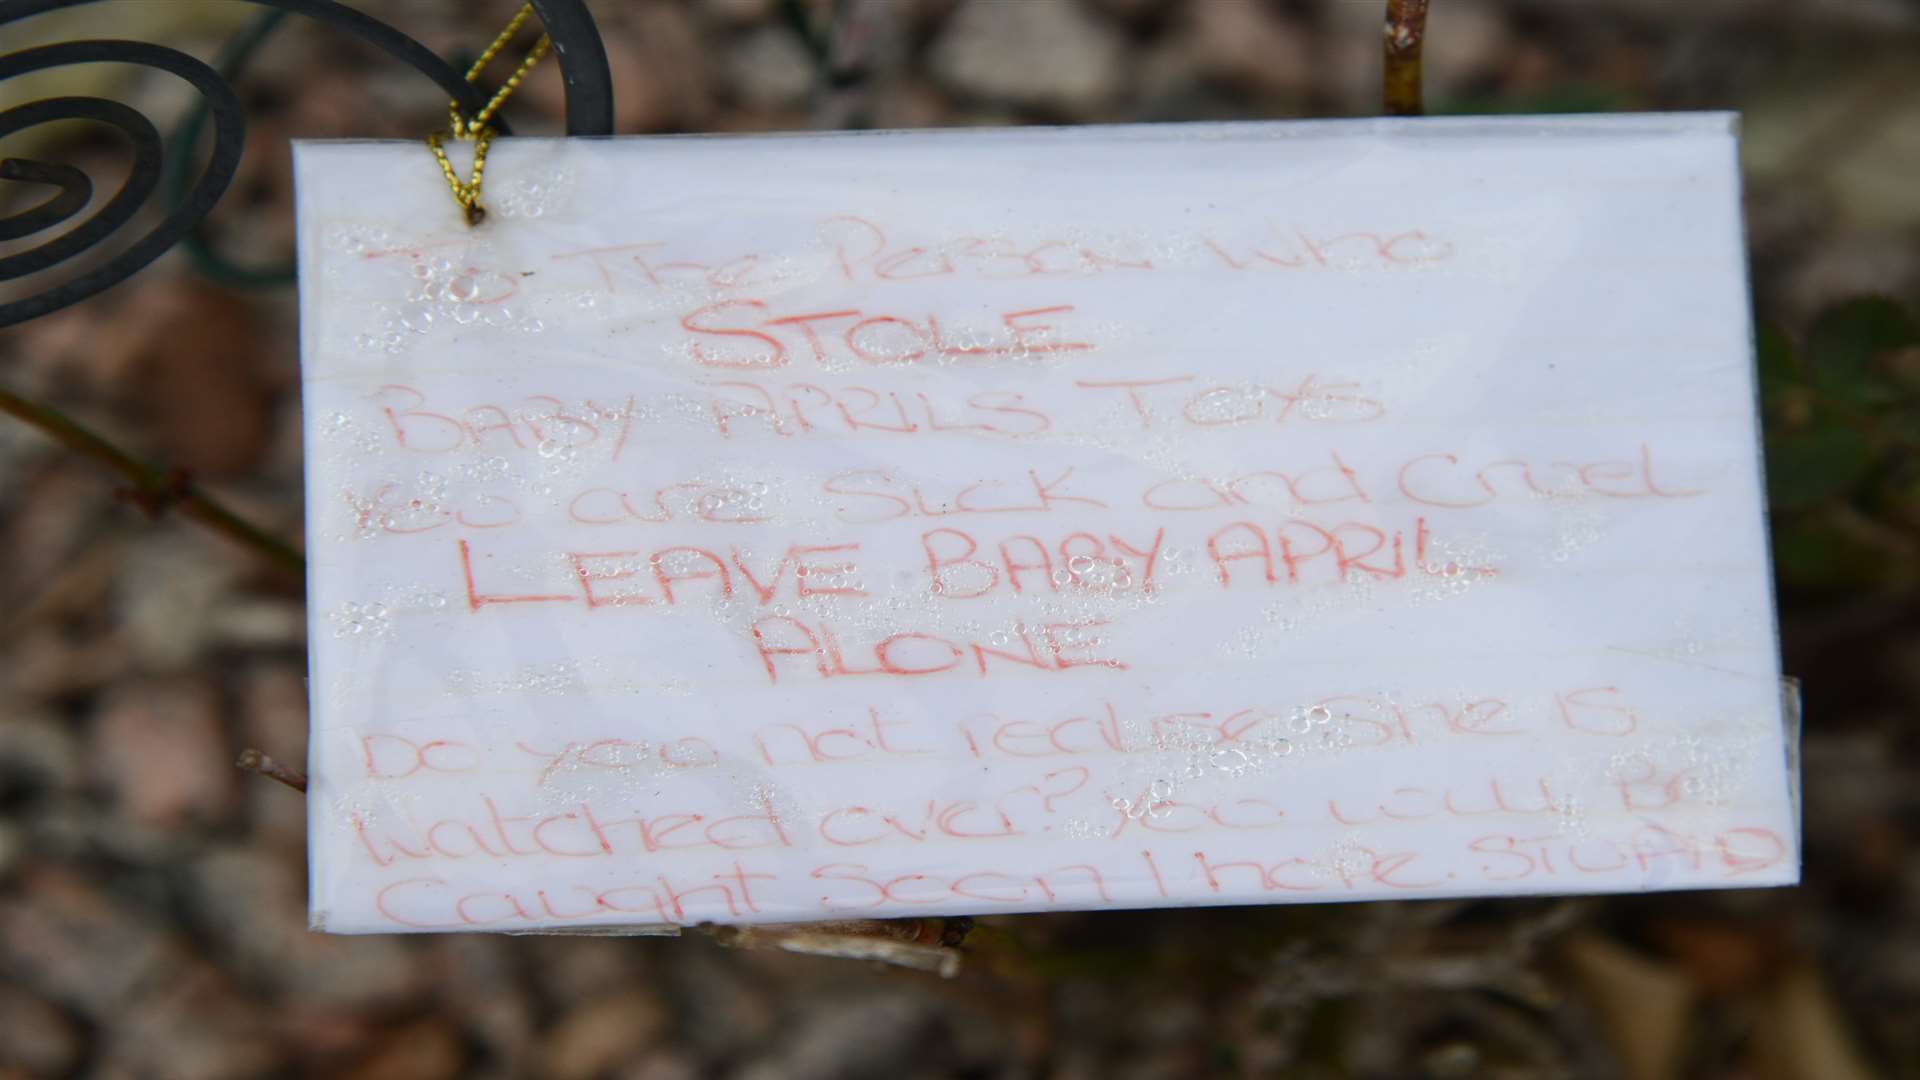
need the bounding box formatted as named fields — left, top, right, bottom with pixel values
left=295, top=115, right=1798, bottom=933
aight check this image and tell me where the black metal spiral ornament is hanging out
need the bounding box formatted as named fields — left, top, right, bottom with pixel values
left=0, top=0, right=615, bottom=330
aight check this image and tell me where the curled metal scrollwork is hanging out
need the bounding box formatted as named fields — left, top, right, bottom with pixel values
left=0, top=0, right=614, bottom=329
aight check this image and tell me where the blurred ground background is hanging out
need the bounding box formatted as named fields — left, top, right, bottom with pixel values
left=2, top=0, right=1918, bottom=1077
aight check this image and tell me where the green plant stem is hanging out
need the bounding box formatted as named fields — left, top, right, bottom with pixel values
left=1385, top=0, right=1430, bottom=117
left=0, top=385, right=305, bottom=583
left=166, top=8, right=297, bottom=287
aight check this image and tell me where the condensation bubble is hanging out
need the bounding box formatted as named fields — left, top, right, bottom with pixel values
left=329, top=600, right=394, bottom=640
left=399, top=303, right=435, bottom=332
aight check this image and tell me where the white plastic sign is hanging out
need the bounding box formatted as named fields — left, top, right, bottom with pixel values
left=296, top=115, right=1799, bottom=933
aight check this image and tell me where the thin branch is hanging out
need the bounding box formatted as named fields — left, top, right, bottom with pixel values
left=706, top=918, right=968, bottom=977
left=236, top=748, right=308, bottom=793
left=1385, top=0, right=1430, bottom=117
left=0, top=385, right=305, bottom=583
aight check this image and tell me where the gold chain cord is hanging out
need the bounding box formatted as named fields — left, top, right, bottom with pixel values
left=427, top=3, right=553, bottom=225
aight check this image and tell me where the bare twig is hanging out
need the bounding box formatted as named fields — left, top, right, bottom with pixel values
left=706, top=918, right=970, bottom=977
left=1385, top=0, right=1430, bottom=117
left=508, top=917, right=972, bottom=970
left=0, top=386, right=305, bottom=583
left=1254, top=899, right=1587, bottom=1067
left=236, top=748, right=308, bottom=793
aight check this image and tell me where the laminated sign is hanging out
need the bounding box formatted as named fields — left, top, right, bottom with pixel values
left=295, top=115, right=1800, bottom=933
